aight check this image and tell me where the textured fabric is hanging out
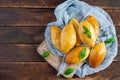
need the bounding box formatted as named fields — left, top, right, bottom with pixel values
left=45, top=0, right=118, bottom=78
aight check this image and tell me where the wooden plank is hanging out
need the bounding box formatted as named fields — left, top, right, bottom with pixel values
left=0, top=0, right=64, bottom=8
left=0, top=8, right=118, bottom=26
left=83, top=0, right=120, bottom=9
left=0, top=62, right=119, bottom=80
left=0, top=43, right=119, bottom=62
left=107, top=9, right=120, bottom=26
left=0, top=8, right=55, bottom=27
left=116, top=27, right=120, bottom=34
left=0, top=44, right=44, bottom=62
left=0, top=27, right=45, bottom=43
left=0, top=0, right=119, bottom=8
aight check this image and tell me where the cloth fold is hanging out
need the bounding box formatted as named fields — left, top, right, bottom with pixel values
left=45, top=0, right=118, bottom=78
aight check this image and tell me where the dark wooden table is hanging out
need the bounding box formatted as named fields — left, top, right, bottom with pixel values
left=0, top=0, right=119, bottom=80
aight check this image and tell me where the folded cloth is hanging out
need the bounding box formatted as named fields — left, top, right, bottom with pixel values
left=45, top=0, right=118, bottom=78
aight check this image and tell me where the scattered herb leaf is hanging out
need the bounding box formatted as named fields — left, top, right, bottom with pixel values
left=105, top=37, right=115, bottom=44
left=64, top=68, right=74, bottom=75
left=42, top=50, right=50, bottom=58
left=83, top=26, right=91, bottom=38
left=80, top=48, right=86, bottom=59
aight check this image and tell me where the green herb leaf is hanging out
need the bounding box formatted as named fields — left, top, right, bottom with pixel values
left=83, top=26, right=92, bottom=38
left=42, top=50, right=50, bottom=58
left=105, top=37, right=115, bottom=44
left=87, top=32, right=91, bottom=38
left=64, top=68, right=74, bottom=75
left=83, top=26, right=89, bottom=33
left=80, top=48, right=86, bottom=59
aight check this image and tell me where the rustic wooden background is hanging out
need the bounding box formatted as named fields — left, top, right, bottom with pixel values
left=0, top=0, right=119, bottom=80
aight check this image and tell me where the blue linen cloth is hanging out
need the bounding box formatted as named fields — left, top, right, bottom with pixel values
left=45, top=0, right=118, bottom=78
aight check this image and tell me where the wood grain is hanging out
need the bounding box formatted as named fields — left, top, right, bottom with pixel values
left=0, top=8, right=55, bottom=27
left=0, top=27, right=45, bottom=43
left=107, top=9, right=120, bottom=26
left=0, top=44, right=44, bottom=62
left=0, top=8, right=119, bottom=27
left=0, top=43, right=119, bottom=62
left=0, top=62, right=119, bottom=80
left=0, top=0, right=119, bottom=8
left=0, top=0, right=64, bottom=8
left=83, top=0, right=120, bottom=9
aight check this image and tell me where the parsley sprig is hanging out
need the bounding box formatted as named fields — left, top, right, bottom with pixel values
left=64, top=68, right=74, bottom=75
left=105, top=37, right=115, bottom=44
left=80, top=48, right=86, bottom=59
left=42, top=50, right=50, bottom=58
left=83, top=26, right=91, bottom=38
